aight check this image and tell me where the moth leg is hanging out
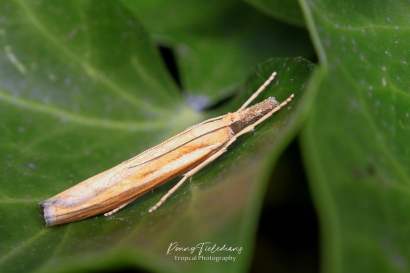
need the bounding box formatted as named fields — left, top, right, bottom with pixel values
left=104, top=200, right=135, bottom=216
left=148, top=137, right=238, bottom=213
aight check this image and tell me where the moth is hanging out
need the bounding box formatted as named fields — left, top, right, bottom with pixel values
left=39, top=72, right=294, bottom=226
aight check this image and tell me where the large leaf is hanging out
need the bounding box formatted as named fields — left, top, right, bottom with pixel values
left=121, top=0, right=315, bottom=105
left=0, top=1, right=314, bottom=272
left=299, top=0, right=410, bottom=272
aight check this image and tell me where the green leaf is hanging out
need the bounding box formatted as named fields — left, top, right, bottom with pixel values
left=244, top=0, right=306, bottom=27
left=121, top=0, right=315, bottom=104
left=300, top=0, right=410, bottom=272
left=0, top=1, right=314, bottom=273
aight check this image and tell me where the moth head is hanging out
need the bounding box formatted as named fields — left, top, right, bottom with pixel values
left=230, top=120, right=244, bottom=134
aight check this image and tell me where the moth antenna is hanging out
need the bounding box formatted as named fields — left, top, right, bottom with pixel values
left=239, top=72, right=277, bottom=111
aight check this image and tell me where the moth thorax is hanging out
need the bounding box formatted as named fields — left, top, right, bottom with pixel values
left=241, top=97, right=280, bottom=127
